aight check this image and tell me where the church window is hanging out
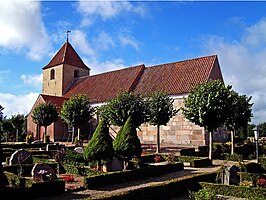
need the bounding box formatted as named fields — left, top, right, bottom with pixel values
left=74, top=70, right=79, bottom=78
left=50, top=69, right=55, bottom=80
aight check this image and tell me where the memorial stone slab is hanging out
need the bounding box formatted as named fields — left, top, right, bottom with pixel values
left=9, top=149, right=33, bottom=165
left=222, top=165, right=240, bottom=185
left=46, top=143, right=65, bottom=151
left=74, top=147, right=84, bottom=154
left=31, top=163, right=57, bottom=182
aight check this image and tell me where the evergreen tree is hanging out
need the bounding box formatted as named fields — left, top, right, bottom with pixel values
left=83, top=119, right=114, bottom=170
left=113, top=116, right=142, bottom=168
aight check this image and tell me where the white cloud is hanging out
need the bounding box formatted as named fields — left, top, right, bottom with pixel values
left=82, top=57, right=126, bottom=75
left=0, top=1, right=51, bottom=61
left=77, top=1, right=145, bottom=24
left=21, top=74, right=43, bottom=88
left=119, top=35, right=140, bottom=50
left=93, top=31, right=115, bottom=51
left=202, top=18, right=266, bottom=124
left=70, top=30, right=96, bottom=56
left=0, top=92, right=39, bottom=118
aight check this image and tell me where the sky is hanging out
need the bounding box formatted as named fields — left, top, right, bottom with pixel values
left=1, top=0, right=266, bottom=125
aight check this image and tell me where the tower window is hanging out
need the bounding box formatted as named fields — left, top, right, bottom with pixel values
left=50, top=69, right=55, bottom=80
left=74, top=70, right=79, bottom=78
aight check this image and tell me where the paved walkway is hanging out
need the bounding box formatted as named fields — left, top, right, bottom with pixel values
left=35, top=160, right=228, bottom=200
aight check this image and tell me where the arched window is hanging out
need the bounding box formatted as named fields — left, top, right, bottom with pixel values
left=74, top=70, right=79, bottom=78
left=50, top=69, right=55, bottom=80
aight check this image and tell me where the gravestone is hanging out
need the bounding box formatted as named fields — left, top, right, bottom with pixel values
left=31, top=163, right=57, bottom=182
left=9, top=149, right=33, bottom=165
left=103, top=158, right=123, bottom=172
left=74, top=147, right=84, bottom=154
left=46, top=143, right=65, bottom=151
left=222, top=165, right=240, bottom=185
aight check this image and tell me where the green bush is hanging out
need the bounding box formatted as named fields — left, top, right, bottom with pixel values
left=223, top=153, right=243, bottom=162
left=259, top=157, right=266, bottom=170
left=113, top=117, right=142, bottom=161
left=180, top=148, right=196, bottom=156
left=200, top=182, right=266, bottom=199
left=84, top=162, right=184, bottom=189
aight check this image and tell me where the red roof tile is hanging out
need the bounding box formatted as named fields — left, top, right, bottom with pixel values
left=41, top=94, right=68, bottom=110
left=43, top=42, right=90, bottom=70
left=63, top=65, right=145, bottom=103
left=133, top=55, right=221, bottom=96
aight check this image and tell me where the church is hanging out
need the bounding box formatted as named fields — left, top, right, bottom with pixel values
left=27, top=40, right=228, bottom=146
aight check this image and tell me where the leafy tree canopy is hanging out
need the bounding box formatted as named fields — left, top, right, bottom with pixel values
left=61, top=94, right=94, bottom=128
left=182, top=80, right=231, bottom=132
left=83, top=119, right=114, bottom=162
left=147, top=91, right=178, bottom=126
left=31, top=101, right=58, bottom=127
left=113, top=116, right=142, bottom=160
left=98, top=92, right=148, bottom=127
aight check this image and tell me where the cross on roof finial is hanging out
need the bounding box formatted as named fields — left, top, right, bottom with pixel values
left=66, top=30, right=71, bottom=42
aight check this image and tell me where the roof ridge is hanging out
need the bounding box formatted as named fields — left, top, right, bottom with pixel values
left=90, top=64, right=145, bottom=77
left=148, top=55, right=217, bottom=68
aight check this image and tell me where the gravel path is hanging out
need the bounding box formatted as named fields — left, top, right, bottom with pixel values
left=34, top=161, right=225, bottom=200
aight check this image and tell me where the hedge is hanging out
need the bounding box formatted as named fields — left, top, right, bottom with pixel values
left=87, top=171, right=218, bottom=200
left=0, top=180, right=65, bottom=200
left=200, top=182, right=266, bottom=199
left=84, top=162, right=184, bottom=189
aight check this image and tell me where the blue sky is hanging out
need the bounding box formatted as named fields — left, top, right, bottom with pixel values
left=1, top=0, right=266, bottom=124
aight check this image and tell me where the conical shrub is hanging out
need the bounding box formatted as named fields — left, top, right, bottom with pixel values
left=113, top=116, right=142, bottom=160
left=84, top=119, right=114, bottom=163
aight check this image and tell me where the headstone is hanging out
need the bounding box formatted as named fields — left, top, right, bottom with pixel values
left=31, top=163, right=57, bottom=182
left=46, top=143, right=65, bottom=151
left=74, top=147, right=84, bottom=154
left=222, top=165, right=240, bottom=185
left=103, top=158, right=123, bottom=172
left=9, top=149, right=33, bottom=165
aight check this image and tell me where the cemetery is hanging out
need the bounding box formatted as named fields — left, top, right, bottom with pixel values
left=0, top=137, right=266, bottom=199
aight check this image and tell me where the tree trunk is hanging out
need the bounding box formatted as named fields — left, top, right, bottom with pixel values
left=71, top=126, right=75, bottom=144
left=231, top=130, right=234, bottom=155
left=97, top=160, right=101, bottom=171
left=156, top=125, right=160, bottom=154
left=209, top=131, right=213, bottom=164
left=44, top=126, right=47, bottom=143
left=16, top=129, right=18, bottom=142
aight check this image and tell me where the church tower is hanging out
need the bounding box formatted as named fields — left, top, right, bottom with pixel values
left=42, top=41, right=90, bottom=96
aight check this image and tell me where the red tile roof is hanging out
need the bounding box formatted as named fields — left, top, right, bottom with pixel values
left=62, top=55, right=222, bottom=103
left=43, top=41, right=90, bottom=70
left=133, top=55, right=221, bottom=96
left=63, top=65, right=145, bottom=103
left=40, top=94, right=68, bottom=110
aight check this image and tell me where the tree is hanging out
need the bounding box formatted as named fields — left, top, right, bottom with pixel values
left=31, top=102, right=58, bottom=143
left=61, top=94, right=94, bottom=144
left=182, top=80, right=231, bottom=162
left=225, top=91, right=253, bottom=154
left=98, top=92, right=148, bottom=127
left=10, top=114, right=25, bottom=142
left=113, top=116, right=142, bottom=169
left=83, top=119, right=114, bottom=170
left=147, top=92, right=178, bottom=153
left=0, top=105, right=8, bottom=188
left=1, top=118, right=14, bottom=142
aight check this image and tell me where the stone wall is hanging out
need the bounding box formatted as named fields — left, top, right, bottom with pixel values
left=109, top=97, right=229, bottom=146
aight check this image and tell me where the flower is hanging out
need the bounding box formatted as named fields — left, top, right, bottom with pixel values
left=154, top=155, right=162, bottom=163
left=256, top=177, right=266, bottom=188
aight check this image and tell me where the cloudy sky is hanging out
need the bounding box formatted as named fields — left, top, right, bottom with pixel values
left=0, top=0, right=266, bottom=124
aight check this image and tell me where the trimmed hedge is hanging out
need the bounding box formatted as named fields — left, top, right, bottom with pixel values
left=200, top=182, right=266, bottom=199
left=178, top=156, right=211, bottom=168
left=84, top=162, right=184, bottom=189
left=180, top=148, right=196, bottom=156
left=0, top=180, right=65, bottom=200
left=88, top=171, right=218, bottom=200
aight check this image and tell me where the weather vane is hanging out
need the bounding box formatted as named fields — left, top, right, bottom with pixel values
left=66, top=30, right=71, bottom=42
